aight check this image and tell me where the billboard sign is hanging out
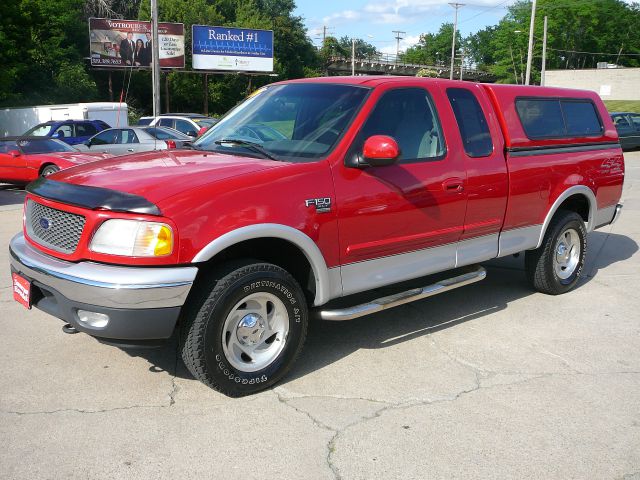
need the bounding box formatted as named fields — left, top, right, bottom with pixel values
left=89, top=18, right=185, bottom=69
left=192, top=25, right=274, bottom=72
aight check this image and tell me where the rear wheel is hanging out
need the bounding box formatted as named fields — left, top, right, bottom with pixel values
left=180, top=261, right=308, bottom=397
left=40, top=165, right=60, bottom=177
left=525, top=210, right=587, bottom=295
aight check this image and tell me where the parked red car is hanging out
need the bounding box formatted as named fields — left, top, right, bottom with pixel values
left=0, top=137, right=112, bottom=184
left=10, top=77, right=624, bottom=396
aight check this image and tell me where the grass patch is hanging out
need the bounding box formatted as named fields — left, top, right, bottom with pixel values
left=603, top=100, right=640, bottom=114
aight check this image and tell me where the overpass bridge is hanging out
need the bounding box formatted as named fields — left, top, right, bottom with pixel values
left=326, top=54, right=497, bottom=83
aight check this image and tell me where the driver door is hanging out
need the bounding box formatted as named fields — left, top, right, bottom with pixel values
left=0, top=140, right=28, bottom=182
left=331, top=84, right=468, bottom=296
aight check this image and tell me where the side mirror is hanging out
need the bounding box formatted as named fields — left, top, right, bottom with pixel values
left=83, top=139, right=92, bottom=147
left=8, top=150, right=21, bottom=158
left=186, top=130, right=198, bottom=137
left=361, top=135, right=400, bottom=167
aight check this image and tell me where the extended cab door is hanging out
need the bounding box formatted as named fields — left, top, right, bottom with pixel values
left=445, top=85, right=508, bottom=264
left=332, top=83, right=468, bottom=296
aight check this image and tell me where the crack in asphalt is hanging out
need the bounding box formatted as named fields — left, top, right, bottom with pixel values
left=168, top=340, right=180, bottom=407
left=273, top=340, right=640, bottom=480
left=1, top=404, right=165, bottom=416
left=273, top=389, right=342, bottom=479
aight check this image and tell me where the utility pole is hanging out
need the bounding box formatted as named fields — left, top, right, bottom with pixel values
left=392, top=30, right=405, bottom=61
left=352, top=38, right=355, bottom=75
left=449, top=3, right=464, bottom=80
left=525, top=0, right=536, bottom=85
left=323, top=26, right=327, bottom=43
left=459, top=48, right=464, bottom=80
left=541, top=15, right=548, bottom=86
left=510, top=46, right=519, bottom=84
left=151, top=0, right=161, bottom=115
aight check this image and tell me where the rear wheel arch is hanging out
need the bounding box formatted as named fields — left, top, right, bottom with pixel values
left=536, top=186, right=596, bottom=249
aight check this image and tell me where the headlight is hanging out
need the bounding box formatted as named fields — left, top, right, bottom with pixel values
left=90, top=219, right=173, bottom=257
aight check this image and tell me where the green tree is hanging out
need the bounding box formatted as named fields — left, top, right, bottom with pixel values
left=0, top=0, right=97, bottom=106
left=466, top=0, right=640, bottom=83
left=401, top=23, right=461, bottom=66
left=337, top=36, right=379, bottom=60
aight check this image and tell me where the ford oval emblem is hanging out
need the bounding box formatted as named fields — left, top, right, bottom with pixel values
left=39, top=217, right=52, bottom=230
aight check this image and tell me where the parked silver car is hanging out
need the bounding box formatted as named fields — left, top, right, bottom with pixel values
left=77, top=126, right=192, bottom=155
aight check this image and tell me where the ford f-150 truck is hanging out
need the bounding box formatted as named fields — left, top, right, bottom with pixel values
left=9, top=77, right=624, bottom=396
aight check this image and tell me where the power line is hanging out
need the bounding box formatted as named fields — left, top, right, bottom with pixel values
left=538, top=45, right=640, bottom=57
left=530, top=36, right=640, bottom=56
left=459, top=0, right=510, bottom=24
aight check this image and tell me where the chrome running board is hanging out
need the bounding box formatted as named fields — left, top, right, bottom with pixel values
left=319, top=265, right=486, bottom=321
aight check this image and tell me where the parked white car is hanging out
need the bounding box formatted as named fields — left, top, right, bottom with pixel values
left=137, top=114, right=218, bottom=138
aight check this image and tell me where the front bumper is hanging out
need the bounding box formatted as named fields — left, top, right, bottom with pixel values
left=9, top=233, right=198, bottom=340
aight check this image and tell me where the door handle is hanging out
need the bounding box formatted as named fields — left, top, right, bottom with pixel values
left=442, top=178, right=464, bottom=193
left=127, top=148, right=134, bottom=152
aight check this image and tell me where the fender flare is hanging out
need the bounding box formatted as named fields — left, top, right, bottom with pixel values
left=191, top=223, right=335, bottom=306
left=535, top=185, right=597, bottom=249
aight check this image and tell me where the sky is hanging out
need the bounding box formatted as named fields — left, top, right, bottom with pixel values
left=294, top=0, right=518, bottom=55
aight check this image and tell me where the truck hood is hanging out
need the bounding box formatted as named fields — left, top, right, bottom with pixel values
left=51, top=150, right=284, bottom=205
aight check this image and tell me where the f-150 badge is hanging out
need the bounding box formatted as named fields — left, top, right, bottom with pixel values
left=305, top=197, right=332, bottom=213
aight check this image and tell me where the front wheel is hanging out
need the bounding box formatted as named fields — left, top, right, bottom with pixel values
left=180, top=261, right=308, bottom=397
left=525, top=210, right=587, bottom=295
left=40, top=164, right=60, bottom=177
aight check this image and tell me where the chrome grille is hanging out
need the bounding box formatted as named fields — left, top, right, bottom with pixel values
left=25, top=200, right=86, bottom=254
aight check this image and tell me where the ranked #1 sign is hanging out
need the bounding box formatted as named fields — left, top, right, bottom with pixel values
left=192, top=25, right=274, bottom=72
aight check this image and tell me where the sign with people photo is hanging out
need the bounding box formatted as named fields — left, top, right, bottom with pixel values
left=191, top=25, right=274, bottom=72
left=89, top=18, right=185, bottom=69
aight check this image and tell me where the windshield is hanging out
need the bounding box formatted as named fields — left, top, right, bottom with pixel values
left=143, top=127, right=191, bottom=140
left=18, top=138, right=76, bottom=154
left=24, top=124, right=55, bottom=136
left=194, top=83, right=370, bottom=161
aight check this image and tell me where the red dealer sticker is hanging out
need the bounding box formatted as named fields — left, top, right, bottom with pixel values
left=12, top=273, right=31, bottom=309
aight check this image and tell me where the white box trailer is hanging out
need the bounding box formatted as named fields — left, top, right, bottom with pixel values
left=0, top=102, right=128, bottom=136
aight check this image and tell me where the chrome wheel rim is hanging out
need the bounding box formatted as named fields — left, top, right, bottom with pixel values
left=554, top=228, right=581, bottom=280
left=221, top=292, right=289, bottom=373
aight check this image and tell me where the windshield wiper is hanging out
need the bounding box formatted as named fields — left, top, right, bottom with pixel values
left=214, top=138, right=279, bottom=161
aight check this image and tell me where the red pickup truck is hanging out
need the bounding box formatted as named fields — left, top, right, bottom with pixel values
left=10, top=77, right=624, bottom=396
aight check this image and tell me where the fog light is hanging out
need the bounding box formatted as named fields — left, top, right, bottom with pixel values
left=77, top=310, right=109, bottom=328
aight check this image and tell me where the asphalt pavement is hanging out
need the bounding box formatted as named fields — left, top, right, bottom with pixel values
left=1, top=152, right=639, bottom=479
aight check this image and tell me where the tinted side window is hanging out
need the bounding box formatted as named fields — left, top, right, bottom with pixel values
left=561, top=101, right=602, bottom=136
left=630, top=114, right=640, bottom=131
left=158, top=118, right=174, bottom=128
left=447, top=88, right=493, bottom=157
left=54, top=124, right=74, bottom=138
left=175, top=119, right=197, bottom=135
left=516, top=99, right=565, bottom=138
left=612, top=115, right=632, bottom=129
left=516, top=98, right=603, bottom=139
left=92, top=130, right=118, bottom=145
left=118, top=130, right=139, bottom=144
left=357, top=88, right=445, bottom=162
left=77, top=123, right=98, bottom=136
left=0, top=141, right=19, bottom=153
